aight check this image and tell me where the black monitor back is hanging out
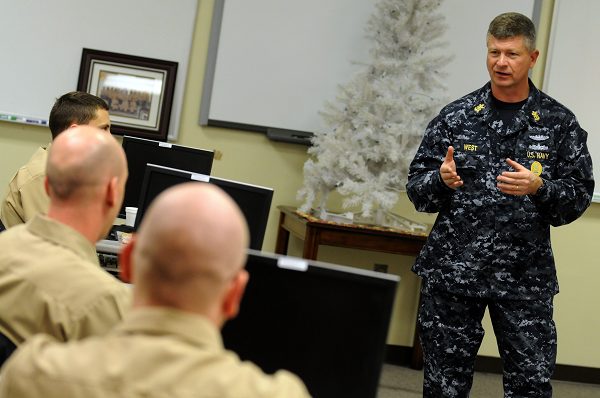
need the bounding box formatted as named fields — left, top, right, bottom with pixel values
left=121, top=135, right=214, bottom=217
left=134, top=164, right=273, bottom=250
left=208, top=176, right=273, bottom=251
left=222, top=250, right=399, bottom=398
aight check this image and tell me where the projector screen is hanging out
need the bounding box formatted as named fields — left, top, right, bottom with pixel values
left=201, top=0, right=538, bottom=141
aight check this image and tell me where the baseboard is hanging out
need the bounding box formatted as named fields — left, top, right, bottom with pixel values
left=385, top=345, right=600, bottom=385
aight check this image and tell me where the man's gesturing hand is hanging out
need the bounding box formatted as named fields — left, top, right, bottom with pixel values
left=440, top=146, right=463, bottom=189
left=497, top=158, right=543, bottom=195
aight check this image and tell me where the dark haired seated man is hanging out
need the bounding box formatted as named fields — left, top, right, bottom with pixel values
left=0, top=91, right=111, bottom=228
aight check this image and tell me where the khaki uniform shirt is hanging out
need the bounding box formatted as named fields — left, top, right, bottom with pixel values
left=0, top=215, right=131, bottom=345
left=0, top=145, right=50, bottom=228
left=0, top=307, right=312, bottom=398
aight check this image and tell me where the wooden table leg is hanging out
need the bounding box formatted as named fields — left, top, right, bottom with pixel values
left=302, top=226, right=319, bottom=260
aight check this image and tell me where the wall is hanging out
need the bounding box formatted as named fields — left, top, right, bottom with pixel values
left=0, top=0, right=598, bottom=368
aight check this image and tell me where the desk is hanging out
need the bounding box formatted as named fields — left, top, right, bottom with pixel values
left=274, top=205, right=427, bottom=369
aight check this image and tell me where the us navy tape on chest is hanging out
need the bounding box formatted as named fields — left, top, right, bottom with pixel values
left=527, top=150, right=549, bottom=159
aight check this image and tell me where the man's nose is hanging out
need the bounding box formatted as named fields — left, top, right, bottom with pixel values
left=497, top=53, right=509, bottom=66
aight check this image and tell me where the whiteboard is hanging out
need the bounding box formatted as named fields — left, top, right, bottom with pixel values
left=544, top=0, right=600, bottom=202
left=201, top=0, right=537, bottom=138
left=0, top=0, right=197, bottom=141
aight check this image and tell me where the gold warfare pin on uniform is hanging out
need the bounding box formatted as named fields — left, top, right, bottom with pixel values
left=531, top=161, right=543, bottom=176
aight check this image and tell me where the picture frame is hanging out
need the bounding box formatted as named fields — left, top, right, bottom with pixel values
left=77, top=48, right=178, bottom=141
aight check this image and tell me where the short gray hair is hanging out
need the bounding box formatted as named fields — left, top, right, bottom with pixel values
left=487, top=12, right=536, bottom=51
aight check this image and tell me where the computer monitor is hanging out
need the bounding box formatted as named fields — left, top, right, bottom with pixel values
left=208, top=176, right=273, bottom=251
left=121, top=136, right=214, bottom=217
left=134, top=164, right=273, bottom=250
left=222, top=250, right=399, bottom=398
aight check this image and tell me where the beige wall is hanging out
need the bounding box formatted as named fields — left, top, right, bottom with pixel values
left=0, top=0, right=597, bottom=368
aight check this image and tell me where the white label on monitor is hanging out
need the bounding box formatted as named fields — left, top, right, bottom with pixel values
left=191, top=173, right=210, bottom=182
left=159, top=142, right=172, bottom=148
left=277, top=256, right=308, bottom=272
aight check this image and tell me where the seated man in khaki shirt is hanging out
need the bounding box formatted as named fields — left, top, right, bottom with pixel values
left=0, top=126, right=131, bottom=362
left=0, top=91, right=111, bottom=228
left=0, top=183, right=310, bottom=398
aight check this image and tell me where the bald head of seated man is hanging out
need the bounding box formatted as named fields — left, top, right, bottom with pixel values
left=125, top=183, right=250, bottom=325
left=45, top=124, right=125, bottom=242
left=0, top=126, right=131, bottom=360
left=0, top=91, right=111, bottom=228
left=0, top=183, right=311, bottom=398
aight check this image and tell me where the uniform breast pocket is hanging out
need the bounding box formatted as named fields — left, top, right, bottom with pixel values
left=516, top=131, right=557, bottom=179
left=453, top=151, right=486, bottom=188
left=513, top=151, right=556, bottom=180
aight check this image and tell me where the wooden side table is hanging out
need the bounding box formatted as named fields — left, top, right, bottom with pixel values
left=274, top=205, right=427, bottom=369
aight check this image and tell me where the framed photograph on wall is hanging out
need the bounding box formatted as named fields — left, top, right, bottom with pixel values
left=77, top=48, right=177, bottom=141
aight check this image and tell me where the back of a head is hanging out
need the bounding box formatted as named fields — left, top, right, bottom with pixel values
left=46, top=125, right=126, bottom=204
left=487, top=12, right=536, bottom=51
left=49, top=91, right=109, bottom=139
left=132, top=183, right=250, bottom=313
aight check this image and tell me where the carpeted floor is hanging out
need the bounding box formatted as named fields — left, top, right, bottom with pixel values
left=377, top=364, right=600, bottom=398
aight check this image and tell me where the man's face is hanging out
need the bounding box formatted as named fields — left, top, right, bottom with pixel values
left=486, top=35, right=539, bottom=95
left=88, top=108, right=111, bottom=133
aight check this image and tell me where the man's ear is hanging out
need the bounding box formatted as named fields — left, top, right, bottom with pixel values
left=105, top=176, right=119, bottom=207
left=222, top=269, right=249, bottom=320
left=529, top=49, right=540, bottom=68
left=44, top=176, right=51, bottom=196
left=119, top=236, right=136, bottom=283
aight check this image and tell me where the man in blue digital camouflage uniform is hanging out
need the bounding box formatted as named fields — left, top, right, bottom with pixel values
left=406, top=12, right=594, bottom=398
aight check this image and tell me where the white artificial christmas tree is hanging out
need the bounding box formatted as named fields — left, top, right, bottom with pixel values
left=297, top=0, right=451, bottom=226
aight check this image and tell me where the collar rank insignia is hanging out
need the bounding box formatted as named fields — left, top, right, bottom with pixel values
left=474, top=104, right=485, bottom=113
left=531, top=110, right=540, bottom=122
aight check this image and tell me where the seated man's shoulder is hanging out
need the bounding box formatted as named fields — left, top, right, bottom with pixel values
left=0, top=224, right=129, bottom=312
left=13, top=146, right=48, bottom=185
left=0, top=335, right=111, bottom=397
left=235, top=361, right=311, bottom=398
left=0, top=335, right=311, bottom=398
left=192, top=350, right=311, bottom=398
